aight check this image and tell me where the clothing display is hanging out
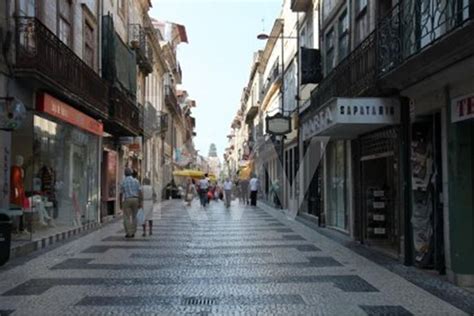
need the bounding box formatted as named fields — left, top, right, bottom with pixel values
left=10, top=165, right=26, bottom=207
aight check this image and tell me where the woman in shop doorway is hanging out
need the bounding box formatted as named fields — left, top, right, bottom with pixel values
left=141, top=178, right=156, bottom=237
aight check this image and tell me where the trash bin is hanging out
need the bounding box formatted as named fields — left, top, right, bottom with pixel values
left=0, top=213, right=12, bottom=266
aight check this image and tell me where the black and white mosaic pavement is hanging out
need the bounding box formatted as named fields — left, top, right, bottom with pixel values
left=0, top=200, right=468, bottom=315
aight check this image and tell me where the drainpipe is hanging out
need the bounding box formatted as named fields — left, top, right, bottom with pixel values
left=296, top=11, right=302, bottom=214
left=97, top=0, right=103, bottom=75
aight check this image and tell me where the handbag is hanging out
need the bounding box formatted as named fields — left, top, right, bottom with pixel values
left=136, top=208, right=145, bottom=226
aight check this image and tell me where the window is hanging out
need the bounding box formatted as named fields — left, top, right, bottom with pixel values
left=355, top=0, right=369, bottom=46
left=83, top=22, right=95, bottom=68
left=356, top=0, right=368, bottom=14
left=299, top=13, right=314, bottom=49
left=18, top=0, right=35, bottom=16
left=326, top=141, right=348, bottom=230
left=307, top=13, right=314, bottom=48
left=58, top=0, right=72, bottom=46
left=338, top=10, right=349, bottom=62
left=118, top=0, right=127, bottom=20
left=300, top=26, right=307, bottom=48
left=325, top=28, right=335, bottom=74
left=323, top=0, right=337, bottom=20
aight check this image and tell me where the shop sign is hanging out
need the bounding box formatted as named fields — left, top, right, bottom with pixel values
left=451, top=93, right=474, bottom=123
left=302, top=98, right=400, bottom=140
left=36, top=93, right=103, bottom=136
left=302, top=107, right=334, bottom=140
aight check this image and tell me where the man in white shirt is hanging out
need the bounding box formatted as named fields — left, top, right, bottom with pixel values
left=223, top=178, right=233, bottom=208
left=198, top=174, right=210, bottom=207
left=249, top=175, right=259, bottom=206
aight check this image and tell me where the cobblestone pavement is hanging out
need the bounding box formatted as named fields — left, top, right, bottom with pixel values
left=0, top=200, right=469, bottom=315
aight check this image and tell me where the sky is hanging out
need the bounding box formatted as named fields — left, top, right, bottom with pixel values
left=150, top=0, right=282, bottom=158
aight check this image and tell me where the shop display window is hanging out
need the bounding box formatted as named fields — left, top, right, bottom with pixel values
left=19, top=115, right=101, bottom=236
left=326, top=141, right=349, bottom=230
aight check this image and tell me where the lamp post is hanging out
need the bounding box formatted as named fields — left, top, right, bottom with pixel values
left=257, top=29, right=298, bottom=209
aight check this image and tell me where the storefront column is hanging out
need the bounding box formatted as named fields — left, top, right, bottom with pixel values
left=447, top=110, right=474, bottom=286
left=400, top=97, right=414, bottom=266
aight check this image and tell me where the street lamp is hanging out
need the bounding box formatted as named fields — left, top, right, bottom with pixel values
left=257, top=29, right=298, bottom=208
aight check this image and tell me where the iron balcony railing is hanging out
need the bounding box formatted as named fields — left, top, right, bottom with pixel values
left=15, top=17, right=109, bottom=118
left=165, top=85, right=182, bottom=116
left=143, top=102, right=158, bottom=138
left=310, top=30, right=377, bottom=110
left=158, top=112, right=169, bottom=134
left=129, top=24, right=154, bottom=75
left=109, top=87, right=142, bottom=136
left=377, top=0, right=474, bottom=75
left=261, top=60, right=282, bottom=99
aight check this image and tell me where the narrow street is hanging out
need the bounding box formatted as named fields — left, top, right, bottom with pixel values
left=0, top=200, right=467, bottom=315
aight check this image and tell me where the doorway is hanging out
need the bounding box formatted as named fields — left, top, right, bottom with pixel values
left=360, top=154, right=399, bottom=257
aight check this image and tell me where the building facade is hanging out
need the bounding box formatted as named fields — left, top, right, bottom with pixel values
left=302, top=0, right=474, bottom=286
left=0, top=0, right=196, bottom=247
left=231, top=0, right=474, bottom=287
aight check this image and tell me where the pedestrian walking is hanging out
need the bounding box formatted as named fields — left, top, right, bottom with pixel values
left=249, top=174, right=259, bottom=206
left=240, top=179, right=250, bottom=205
left=223, top=178, right=233, bottom=208
left=120, top=168, right=142, bottom=238
left=141, top=178, right=156, bottom=237
left=198, top=174, right=210, bottom=207
left=185, top=178, right=197, bottom=206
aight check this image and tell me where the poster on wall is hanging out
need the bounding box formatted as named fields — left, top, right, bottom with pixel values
left=411, top=122, right=434, bottom=267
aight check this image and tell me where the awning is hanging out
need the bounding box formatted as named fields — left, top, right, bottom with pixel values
left=302, top=97, right=400, bottom=141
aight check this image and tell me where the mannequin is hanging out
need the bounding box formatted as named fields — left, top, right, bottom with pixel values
left=10, top=155, right=28, bottom=234
left=10, top=155, right=26, bottom=207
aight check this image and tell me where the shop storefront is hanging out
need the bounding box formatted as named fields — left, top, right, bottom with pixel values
left=446, top=90, right=474, bottom=286
left=302, top=97, right=400, bottom=242
left=10, top=92, right=102, bottom=240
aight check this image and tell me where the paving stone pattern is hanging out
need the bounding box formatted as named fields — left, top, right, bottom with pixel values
left=0, top=200, right=468, bottom=315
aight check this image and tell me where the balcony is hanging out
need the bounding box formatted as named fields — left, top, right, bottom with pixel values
left=106, top=87, right=142, bottom=136
left=143, top=102, right=159, bottom=139
left=290, top=0, right=311, bottom=12
left=165, top=85, right=182, bottom=117
left=158, top=112, right=169, bottom=135
left=102, top=15, right=137, bottom=97
left=377, top=1, right=474, bottom=90
left=245, top=102, right=259, bottom=124
left=129, top=24, right=154, bottom=75
left=310, top=31, right=377, bottom=110
left=261, top=61, right=282, bottom=100
left=14, top=17, right=109, bottom=119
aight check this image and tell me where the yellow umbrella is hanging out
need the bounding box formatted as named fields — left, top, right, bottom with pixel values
left=173, top=169, right=217, bottom=182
